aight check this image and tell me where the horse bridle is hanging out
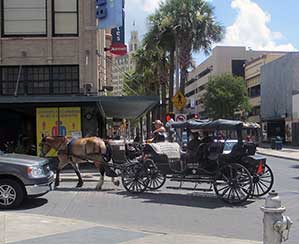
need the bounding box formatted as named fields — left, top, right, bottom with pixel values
left=40, top=136, right=67, bottom=157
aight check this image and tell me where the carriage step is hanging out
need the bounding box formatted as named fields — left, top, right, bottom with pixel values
left=170, top=178, right=212, bottom=183
left=167, top=186, right=213, bottom=192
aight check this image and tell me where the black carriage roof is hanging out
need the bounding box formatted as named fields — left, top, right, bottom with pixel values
left=168, top=119, right=259, bottom=130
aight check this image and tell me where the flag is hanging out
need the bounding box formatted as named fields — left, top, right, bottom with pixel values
left=97, top=0, right=124, bottom=29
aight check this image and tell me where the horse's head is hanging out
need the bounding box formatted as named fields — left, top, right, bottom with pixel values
left=39, top=134, right=51, bottom=157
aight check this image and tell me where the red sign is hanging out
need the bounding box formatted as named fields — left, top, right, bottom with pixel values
left=110, top=43, right=127, bottom=56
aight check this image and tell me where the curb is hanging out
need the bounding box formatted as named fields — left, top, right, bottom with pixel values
left=257, top=151, right=299, bottom=162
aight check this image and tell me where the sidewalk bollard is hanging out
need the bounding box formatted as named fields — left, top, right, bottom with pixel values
left=261, top=190, right=293, bottom=244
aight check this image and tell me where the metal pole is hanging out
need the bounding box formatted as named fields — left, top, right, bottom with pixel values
left=175, top=36, right=180, bottom=94
left=14, top=65, right=22, bottom=97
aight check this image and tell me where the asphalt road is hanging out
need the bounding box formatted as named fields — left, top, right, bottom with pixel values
left=11, top=156, right=299, bottom=244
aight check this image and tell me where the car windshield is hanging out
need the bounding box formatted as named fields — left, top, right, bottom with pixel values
left=223, top=141, right=238, bottom=152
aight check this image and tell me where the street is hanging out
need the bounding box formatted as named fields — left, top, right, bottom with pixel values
left=6, top=156, right=299, bottom=244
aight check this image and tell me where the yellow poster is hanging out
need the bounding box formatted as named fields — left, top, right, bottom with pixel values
left=36, top=107, right=82, bottom=156
left=36, top=108, right=58, bottom=156
left=59, top=107, right=82, bottom=138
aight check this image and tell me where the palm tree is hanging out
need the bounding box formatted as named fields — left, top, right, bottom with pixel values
left=158, top=0, right=224, bottom=93
left=147, top=12, right=176, bottom=112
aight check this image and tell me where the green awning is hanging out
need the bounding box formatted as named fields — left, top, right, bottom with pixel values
left=0, top=95, right=159, bottom=119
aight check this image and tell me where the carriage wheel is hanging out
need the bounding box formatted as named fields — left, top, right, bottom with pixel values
left=214, top=163, right=252, bottom=204
left=251, top=164, right=274, bottom=197
left=145, top=159, right=166, bottom=190
left=121, top=163, right=149, bottom=193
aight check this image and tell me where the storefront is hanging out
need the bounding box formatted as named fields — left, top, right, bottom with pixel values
left=0, top=95, right=158, bottom=155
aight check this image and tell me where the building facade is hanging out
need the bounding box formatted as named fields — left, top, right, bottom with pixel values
left=186, top=46, right=267, bottom=118
left=261, top=52, right=299, bottom=144
left=0, top=0, right=107, bottom=95
left=0, top=0, right=114, bottom=153
left=111, top=30, right=140, bottom=96
left=244, top=53, right=287, bottom=123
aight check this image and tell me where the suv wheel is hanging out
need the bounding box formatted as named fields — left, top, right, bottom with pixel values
left=0, top=179, right=25, bottom=209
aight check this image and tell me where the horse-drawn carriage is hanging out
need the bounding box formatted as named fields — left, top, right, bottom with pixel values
left=113, top=119, right=274, bottom=204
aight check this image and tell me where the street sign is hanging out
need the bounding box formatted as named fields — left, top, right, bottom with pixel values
left=110, top=43, right=127, bottom=56
left=175, top=114, right=187, bottom=122
left=172, top=91, right=187, bottom=111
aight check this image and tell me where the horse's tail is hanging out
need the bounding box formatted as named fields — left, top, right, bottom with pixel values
left=102, top=141, right=112, bottom=163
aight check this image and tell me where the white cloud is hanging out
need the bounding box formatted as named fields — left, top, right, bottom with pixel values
left=221, top=0, right=296, bottom=51
left=126, top=0, right=163, bottom=13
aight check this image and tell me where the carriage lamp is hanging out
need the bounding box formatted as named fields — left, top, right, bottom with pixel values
left=27, top=166, right=45, bottom=178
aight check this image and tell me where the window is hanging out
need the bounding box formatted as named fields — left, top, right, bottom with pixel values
left=248, top=85, right=261, bottom=98
left=0, top=65, right=79, bottom=95
left=232, top=60, right=245, bottom=77
left=0, top=66, right=25, bottom=95
left=1, top=0, right=47, bottom=36
left=53, top=0, right=78, bottom=36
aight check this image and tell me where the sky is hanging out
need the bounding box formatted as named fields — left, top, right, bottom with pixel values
left=124, top=0, right=299, bottom=64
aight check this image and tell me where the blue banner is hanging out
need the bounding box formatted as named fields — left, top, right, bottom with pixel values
left=97, top=0, right=124, bottom=29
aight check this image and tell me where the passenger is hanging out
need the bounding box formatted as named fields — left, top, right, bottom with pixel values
left=187, top=131, right=201, bottom=152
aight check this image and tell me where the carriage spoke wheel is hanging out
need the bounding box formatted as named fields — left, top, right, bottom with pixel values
left=214, top=163, right=252, bottom=204
left=121, top=163, right=149, bottom=193
left=145, top=159, right=166, bottom=190
left=251, top=164, right=274, bottom=197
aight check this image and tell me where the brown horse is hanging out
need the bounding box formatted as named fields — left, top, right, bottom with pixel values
left=39, top=135, right=119, bottom=190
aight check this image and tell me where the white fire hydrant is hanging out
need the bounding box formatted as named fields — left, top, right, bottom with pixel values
left=261, top=190, right=293, bottom=244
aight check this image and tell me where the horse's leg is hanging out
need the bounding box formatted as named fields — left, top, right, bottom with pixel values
left=111, top=176, right=120, bottom=187
left=71, top=163, right=83, bottom=188
left=55, top=160, right=68, bottom=188
left=97, top=163, right=105, bottom=191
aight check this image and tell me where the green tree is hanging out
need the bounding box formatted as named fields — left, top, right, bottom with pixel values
left=203, top=74, right=251, bottom=119
left=158, top=0, right=224, bottom=93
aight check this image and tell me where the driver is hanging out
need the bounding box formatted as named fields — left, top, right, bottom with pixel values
left=148, top=120, right=166, bottom=143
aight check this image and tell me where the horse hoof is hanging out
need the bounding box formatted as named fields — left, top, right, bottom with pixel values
left=113, top=180, right=120, bottom=187
left=76, top=182, right=83, bottom=188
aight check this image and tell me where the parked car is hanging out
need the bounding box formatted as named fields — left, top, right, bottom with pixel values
left=0, top=150, right=54, bottom=209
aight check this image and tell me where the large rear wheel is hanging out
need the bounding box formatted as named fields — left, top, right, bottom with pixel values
left=251, top=163, right=274, bottom=197
left=121, top=163, right=149, bottom=193
left=214, top=163, right=252, bottom=204
left=145, top=159, right=166, bottom=190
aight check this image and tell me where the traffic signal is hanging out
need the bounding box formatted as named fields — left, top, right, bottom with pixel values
left=166, top=112, right=175, bottom=122
left=194, top=114, right=199, bottom=119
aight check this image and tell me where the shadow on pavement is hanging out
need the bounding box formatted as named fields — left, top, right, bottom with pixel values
left=2, top=198, right=49, bottom=211
left=292, top=176, right=299, bottom=180
left=54, top=187, right=116, bottom=192
left=290, top=165, right=299, bottom=169
left=111, top=191, right=255, bottom=209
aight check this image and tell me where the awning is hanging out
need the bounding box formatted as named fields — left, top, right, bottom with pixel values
left=0, top=95, right=159, bottom=119
left=98, top=96, right=158, bottom=119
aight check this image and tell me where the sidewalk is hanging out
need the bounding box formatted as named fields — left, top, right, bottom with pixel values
left=257, top=146, right=299, bottom=161
left=0, top=213, right=261, bottom=244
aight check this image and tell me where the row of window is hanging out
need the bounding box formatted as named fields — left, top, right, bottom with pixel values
left=186, top=66, right=212, bottom=87
left=186, top=84, right=207, bottom=98
left=0, top=65, right=79, bottom=95
left=0, top=0, right=78, bottom=37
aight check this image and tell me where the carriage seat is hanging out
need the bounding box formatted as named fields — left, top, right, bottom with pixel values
left=207, top=142, right=224, bottom=161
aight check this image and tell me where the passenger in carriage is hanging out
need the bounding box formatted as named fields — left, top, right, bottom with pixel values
left=187, top=131, right=201, bottom=152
